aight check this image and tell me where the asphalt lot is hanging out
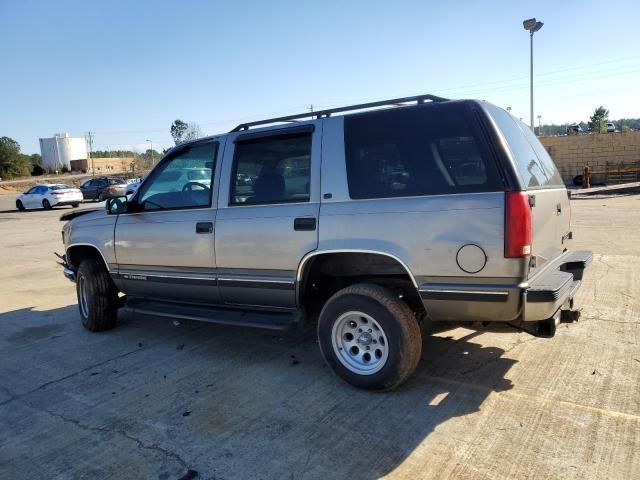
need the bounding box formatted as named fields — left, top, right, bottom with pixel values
left=0, top=194, right=638, bottom=480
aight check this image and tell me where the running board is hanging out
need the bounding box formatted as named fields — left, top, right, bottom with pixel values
left=123, top=298, right=302, bottom=331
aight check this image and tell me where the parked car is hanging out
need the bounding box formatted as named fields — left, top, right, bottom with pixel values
left=125, top=174, right=149, bottom=197
left=16, top=184, right=82, bottom=210
left=607, top=122, right=616, bottom=133
left=80, top=177, right=127, bottom=201
left=59, top=94, right=592, bottom=391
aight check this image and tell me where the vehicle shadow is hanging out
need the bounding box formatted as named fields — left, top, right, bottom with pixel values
left=0, top=305, right=516, bottom=479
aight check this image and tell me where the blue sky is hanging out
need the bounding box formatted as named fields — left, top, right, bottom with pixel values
left=1, top=0, right=639, bottom=154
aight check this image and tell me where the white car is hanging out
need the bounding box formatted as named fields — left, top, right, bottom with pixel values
left=16, top=184, right=83, bottom=211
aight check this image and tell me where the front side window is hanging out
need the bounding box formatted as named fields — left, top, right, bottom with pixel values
left=230, top=134, right=311, bottom=205
left=344, top=103, right=503, bottom=199
left=137, top=142, right=218, bottom=211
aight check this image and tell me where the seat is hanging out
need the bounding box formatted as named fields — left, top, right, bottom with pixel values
left=249, top=173, right=285, bottom=203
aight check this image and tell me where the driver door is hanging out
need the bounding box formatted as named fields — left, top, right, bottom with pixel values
left=113, top=139, right=222, bottom=305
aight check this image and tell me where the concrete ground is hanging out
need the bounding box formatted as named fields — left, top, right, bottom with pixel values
left=0, top=194, right=638, bottom=480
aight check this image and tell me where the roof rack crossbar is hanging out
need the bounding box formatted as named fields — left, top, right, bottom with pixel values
left=231, top=94, right=449, bottom=132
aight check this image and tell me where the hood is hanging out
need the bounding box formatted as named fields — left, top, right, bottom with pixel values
left=59, top=207, right=105, bottom=222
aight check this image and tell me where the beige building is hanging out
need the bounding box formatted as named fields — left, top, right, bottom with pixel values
left=70, top=157, right=134, bottom=174
left=540, top=131, right=640, bottom=184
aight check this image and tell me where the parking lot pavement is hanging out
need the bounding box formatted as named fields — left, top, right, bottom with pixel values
left=0, top=193, right=639, bottom=480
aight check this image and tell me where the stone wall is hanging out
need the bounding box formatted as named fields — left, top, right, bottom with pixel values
left=539, top=131, right=640, bottom=184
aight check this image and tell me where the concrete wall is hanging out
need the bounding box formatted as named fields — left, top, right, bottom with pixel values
left=540, top=131, right=640, bottom=184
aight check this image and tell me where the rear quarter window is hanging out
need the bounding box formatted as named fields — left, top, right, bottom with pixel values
left=484, top=104, right=564, bottom=188
left=344, top=102, right=503, bottom=199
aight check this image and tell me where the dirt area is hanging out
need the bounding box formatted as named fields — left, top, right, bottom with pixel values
left=0, top=194, right=638, bottom=479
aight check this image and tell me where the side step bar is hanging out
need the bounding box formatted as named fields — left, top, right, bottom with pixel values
left=123, top=298, right=302, bottom=331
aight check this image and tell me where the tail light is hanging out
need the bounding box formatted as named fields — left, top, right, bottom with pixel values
left=52, top=191, right=64, bottom=196
left=505, top=191, right=532, bottom=258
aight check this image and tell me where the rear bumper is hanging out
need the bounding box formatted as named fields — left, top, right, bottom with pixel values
left=418, top=250, right=593, bottom=323
left=522, top=250, right=592, bottom=322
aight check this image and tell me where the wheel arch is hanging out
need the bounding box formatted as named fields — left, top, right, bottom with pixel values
left=296, top=250, right=424, bottom=315
left=66, top=243, right=110, bottom=272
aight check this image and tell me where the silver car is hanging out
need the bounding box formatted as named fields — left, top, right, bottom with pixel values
left=59, top=94, right=591, bottom=391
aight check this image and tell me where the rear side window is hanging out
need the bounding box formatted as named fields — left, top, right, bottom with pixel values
left=344, top=103, right=503, bottom=199
left=485, top=104, right=563, bottom=188
left=230, top=134, right=311, bottom=205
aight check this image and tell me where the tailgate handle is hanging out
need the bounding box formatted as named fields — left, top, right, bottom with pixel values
left=294, top=217, right=316, bottom=231
left=556, top=203, right=562, bottom=215
left=196, top=222, right=213, bottom=234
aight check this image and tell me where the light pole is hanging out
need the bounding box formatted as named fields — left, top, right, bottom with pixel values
left=146, top=139, right=154, bottom=167
left=523, top=18, right=543, bottom=131
left=537, top=115, right=542, bottom=136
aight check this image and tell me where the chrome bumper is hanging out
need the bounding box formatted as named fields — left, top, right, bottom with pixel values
left=63, top=266, right=76, bottom=282
left=56, top=252, right=76, bottom=283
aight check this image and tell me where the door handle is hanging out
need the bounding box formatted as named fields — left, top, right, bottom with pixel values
left=294, top=217, right=316, bottom=231
left=196, top=222, right=213, bottom=234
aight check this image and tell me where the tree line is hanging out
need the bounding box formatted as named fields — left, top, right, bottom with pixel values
left=538, top=106, right=640, bottom=136
left=0, top=137, right=43, bottom=179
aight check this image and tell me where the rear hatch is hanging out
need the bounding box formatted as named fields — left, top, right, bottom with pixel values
left=50, top=184, right=82, bottom=200
left=483, top=104, right=571, bottom=276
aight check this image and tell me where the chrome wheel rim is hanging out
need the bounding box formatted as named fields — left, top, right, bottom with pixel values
left=78, top=276, right=89, bottom=319
left=331, top=311, right=389, bottom=375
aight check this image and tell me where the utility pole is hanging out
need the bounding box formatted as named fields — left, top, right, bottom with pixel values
left=146, top=139, right=154, bottom=167
left=86, top=132, right=94, bottom=176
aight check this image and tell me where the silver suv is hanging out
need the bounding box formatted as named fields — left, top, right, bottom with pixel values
left=59, top=95, right=591, bottom=391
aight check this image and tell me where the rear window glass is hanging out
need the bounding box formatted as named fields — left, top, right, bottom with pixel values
left=344, top=103, right=503, bottom=199
left=485, top=104, right=563, bottom=188
left=108, top=178, right=126, bottom=185
left=50, top=184, right=72, bottom=190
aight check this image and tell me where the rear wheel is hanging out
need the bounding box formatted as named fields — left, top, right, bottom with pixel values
left=16, top=200, right=25, bottom=211
left=318, top=283, right=422, bottom=391
left=71, top=203, right=79, bottom=208
left=42, top=199, right=52, bottom=210
left=76, top=258, right=119, bottom=331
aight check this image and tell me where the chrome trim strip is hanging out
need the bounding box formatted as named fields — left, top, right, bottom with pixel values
left=420, top=289, right=509, bottom=296
left=217, top=277, right=294, bottom=285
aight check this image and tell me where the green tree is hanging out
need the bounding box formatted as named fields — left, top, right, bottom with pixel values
left=0, top=137, right=31, bottom=179
left=588, top=106, right=609, bottom=134
left=171, top=119, right=188, bottom=145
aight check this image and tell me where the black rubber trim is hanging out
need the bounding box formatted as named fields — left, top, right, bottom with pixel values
left=419, top=290, right=509, bottom=302
left=234, top=124, right=314, bottom=143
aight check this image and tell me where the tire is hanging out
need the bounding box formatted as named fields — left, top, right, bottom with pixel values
left=71, top=203, right=79, bottom=208
left=317, top=283, right=422, bottom=391
left=42, top=199, right=52, bottom=210
left=16, top=200, right=25, bottom=211
left=98, top=193, right=105, bottom=202
left=76, top=258, right=119, bottom=332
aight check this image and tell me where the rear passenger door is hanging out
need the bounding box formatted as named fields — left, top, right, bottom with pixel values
left=214, top=124, right=322, bottom=309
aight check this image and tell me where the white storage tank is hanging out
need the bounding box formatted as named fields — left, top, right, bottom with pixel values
left=39, top=133, right=87, bottom=171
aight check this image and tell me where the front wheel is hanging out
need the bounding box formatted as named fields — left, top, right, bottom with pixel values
left=317, top=283, right=422, bottom=391
left=16, top=200, right=25, bottom=211
left=71, top=203, right=79, bottom=208
left=76, top=258, right=119, bottom=331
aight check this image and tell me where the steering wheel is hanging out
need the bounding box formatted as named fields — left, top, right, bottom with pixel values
left=182, top=181, right=209, bottom=192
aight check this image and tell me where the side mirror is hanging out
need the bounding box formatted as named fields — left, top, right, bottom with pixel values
left=106, top=196, right=128, bottom=214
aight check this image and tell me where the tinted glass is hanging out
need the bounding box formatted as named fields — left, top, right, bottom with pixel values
left=108, top=178, right=126, bottom=185
left=344, top=103, right=502, bottom=199
left=230, top=134, right=311, bottom=205
left=138, top=142, right=218, bottom=211
left=50, top=184, right=72, bottom=190
left=485, top=104, right=563, bottom=188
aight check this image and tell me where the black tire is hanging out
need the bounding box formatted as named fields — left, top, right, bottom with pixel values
left=16, top=200, right=25, bottom=211
left=98, top=193, right=105, bottom=202
left=71, top=203, right=79, bottom=208
left=317, top=283, right=422, bottom=391
left=42, top=199, right=52, bottom=210
left=76, top=258, right=119, bottom=332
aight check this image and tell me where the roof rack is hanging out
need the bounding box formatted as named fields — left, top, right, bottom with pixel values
left=230, top=94, right=449, bottom=132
